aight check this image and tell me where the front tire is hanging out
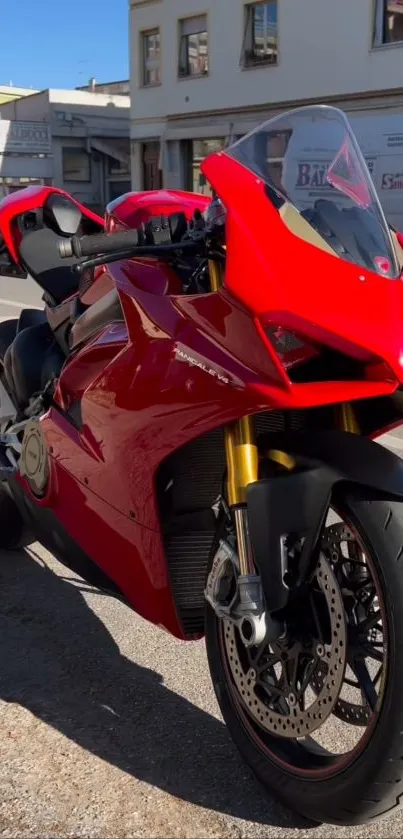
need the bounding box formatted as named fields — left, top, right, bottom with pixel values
left=205, top=492, right=403, bottom=825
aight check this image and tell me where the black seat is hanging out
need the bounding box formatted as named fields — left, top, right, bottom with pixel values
left=4, top=322, right=52, bottom=407
left=69, top=288, right=124, bottom=350
left=0, top=319, right=18, bottom=361
left=0, top=309, right=46, bottom=366
left=19, top=228, right=81, bottom=304
left=2, top=308, right=63, bottom=409
left=17, top=308, right=47, bottom=331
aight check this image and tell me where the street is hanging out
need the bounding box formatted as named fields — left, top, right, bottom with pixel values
left=1, top=276, right=403, bottom=839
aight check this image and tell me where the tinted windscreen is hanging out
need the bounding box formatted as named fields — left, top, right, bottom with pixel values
left=227, top=105, right=400, bottom=278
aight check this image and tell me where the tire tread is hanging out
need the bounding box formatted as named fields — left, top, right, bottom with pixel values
left=205, top=496, right=403, bottom=826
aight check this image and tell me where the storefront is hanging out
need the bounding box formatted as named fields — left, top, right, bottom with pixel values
left=142, top=141, right=163, bottom=191
left=0, top=176, right=51, bottom=200
left=189, top=138, right=226, bottom=194
left=134, top=137, right=228, bottom=195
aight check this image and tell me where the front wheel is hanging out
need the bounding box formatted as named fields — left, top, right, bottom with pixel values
left=205, top=492, right=403, bottom=826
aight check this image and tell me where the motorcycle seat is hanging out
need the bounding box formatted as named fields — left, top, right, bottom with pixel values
left=17, top=308, right=47, bottom=331
left=4, top=321, right=55, bottom=408
left=0, top=319, right=17, bottom=361
left=19, top=228, right=81, bottom=305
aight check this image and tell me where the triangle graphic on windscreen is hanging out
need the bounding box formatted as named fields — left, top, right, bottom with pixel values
left=326, top=138, right=372, bottom=208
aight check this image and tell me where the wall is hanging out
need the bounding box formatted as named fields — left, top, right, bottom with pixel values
left=130, top=0, right=403, bottom=126
left=1, top=90, right=130, bottom=135
left=77, top=81, right=130, bottom=95
left=0, top=91, right=50, bottom=122
left=49, top=90, right=130, bottom=138
left=0, top=156, right=52, bottom=179
left=0, top=87, right=39, bottom=105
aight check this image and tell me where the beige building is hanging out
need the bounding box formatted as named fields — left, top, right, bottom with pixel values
left=129, top=0, right=403, bottom=195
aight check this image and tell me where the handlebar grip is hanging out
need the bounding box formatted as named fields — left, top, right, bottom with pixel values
left=58, top=229, right=139, bottom=259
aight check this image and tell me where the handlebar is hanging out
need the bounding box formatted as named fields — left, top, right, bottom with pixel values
left=58, top=229, right=139, bottom=259
left=58, top=221, right=226, bottom=269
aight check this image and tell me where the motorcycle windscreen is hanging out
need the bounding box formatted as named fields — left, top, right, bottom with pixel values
left=225, top=105, right=401, bottom=279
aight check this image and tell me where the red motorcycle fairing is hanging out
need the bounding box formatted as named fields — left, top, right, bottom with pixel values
left=25, top=279, right=286, bottom=639
left=8, top=163, right=403, bottom=640
left=106, top=189, right=211, bottom=232
left=202, top=151, right=403, bottom=385
left=0, top=185, right=104, bottom=264
left=16, top=266, right=397, bottom=639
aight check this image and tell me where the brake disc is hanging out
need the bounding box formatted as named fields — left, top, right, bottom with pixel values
left=310, top=522, right=374, bottom=726
left=310, top=660, right=370, bottom=726
left=223, top=554, right=347, bottom=738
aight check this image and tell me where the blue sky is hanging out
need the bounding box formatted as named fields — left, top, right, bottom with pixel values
left=0, top=0, right=128, bottom=91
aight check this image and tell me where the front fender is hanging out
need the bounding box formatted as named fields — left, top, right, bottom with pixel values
left=246, top=430, right=403, bottom=614
left=263, top=429, right=403, bottom=500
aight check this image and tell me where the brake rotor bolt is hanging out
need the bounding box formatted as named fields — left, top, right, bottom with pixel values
left=288, top=693, right=297, bottom=707
left=247, top=668, right=257, bottom=683
left=316, top=643, right=326, bottom=659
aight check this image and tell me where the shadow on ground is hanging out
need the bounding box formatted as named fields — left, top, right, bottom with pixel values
left=0, top=548, right=317, bottom=830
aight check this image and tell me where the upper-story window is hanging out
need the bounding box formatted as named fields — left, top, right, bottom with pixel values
left=242, top=1, right=278, bottom=67
left=178, top=15, right=209, bottom=78
left=374, top=0, right=403, bottom=46
left=142, top=28, right=161, bottom=86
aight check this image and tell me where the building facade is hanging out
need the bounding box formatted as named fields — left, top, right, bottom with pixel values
left=130, top=0, right=403, bottom=197
left=0, top=89, right=130, bottom=212
left=0, top=85, right=39, bottom=106
left=76, top=79, right=130, bottom=96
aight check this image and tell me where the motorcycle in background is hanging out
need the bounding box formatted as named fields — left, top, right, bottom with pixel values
left=0, top=105, right=403, bottom=825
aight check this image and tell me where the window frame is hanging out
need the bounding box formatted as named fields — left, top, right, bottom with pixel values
left=62, top=146, right=91, bottom=183
left=373, top=0, right=403, bottom=46
left=178, top=14, right=209, bottom=79
left=141, top=27, right=161, bottom=87
left=191, top=137, right=226, bottom=193
left=242, top=0, right=278, bottom=68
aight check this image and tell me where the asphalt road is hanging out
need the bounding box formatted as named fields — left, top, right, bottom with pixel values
left=1, top=276, right=403, bottom=838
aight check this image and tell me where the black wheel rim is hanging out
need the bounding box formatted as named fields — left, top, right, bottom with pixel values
left=218, top=507, right=388, bottom=778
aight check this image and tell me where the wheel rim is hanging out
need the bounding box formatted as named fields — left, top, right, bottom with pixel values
left=218, top=508, right=388, bottom=776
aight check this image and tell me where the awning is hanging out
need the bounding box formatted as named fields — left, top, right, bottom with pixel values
left=90, top=137, right=130, bottom=166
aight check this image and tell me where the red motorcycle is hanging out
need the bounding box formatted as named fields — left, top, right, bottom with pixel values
left=1, top=105, right=403, bottom=826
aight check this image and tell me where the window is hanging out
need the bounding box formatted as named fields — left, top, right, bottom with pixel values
left=242, top=1, right=278, bottom=67
left=178, top=15, right=208, bottom=78
left=374, top=0, right=403, bottom=45
left=108, top=156, right=130, bottom=176
left=142, top=28, right=161, bottom=86
left=108, top=181, right=131, bottom=202
left=62, top=147, right=91, bottom=182
left=191, top=138, right=225, bottom=194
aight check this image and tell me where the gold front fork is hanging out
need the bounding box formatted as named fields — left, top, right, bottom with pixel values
left=208, top=258, right=223, bottom=293
left=224, top=417, right=259, bottom=575
left=335, top=402, right=360, bottom=434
